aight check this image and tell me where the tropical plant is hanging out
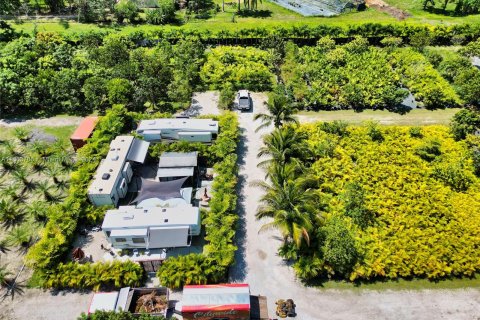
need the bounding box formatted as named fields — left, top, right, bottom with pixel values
left=0, top=198, right=25, bottom=229
left=0, top=239, right=10, bottom=254
left=46, top=165, right=68, bottom=190
left=12, top=166, right=36, bottom=192
left=36, top=180, right=62, bottom=203
left=257, top=126, right=310, bottom=168
left=12, top=127, right=31, bottom=144
left=7, top=224, right=34, bottom=254
left=25, top=201, right=49, bottom=224
left=450, top=109, right=480, bottom=141
left=254, top=85, right=298, bottom=132
left=0, top=265, right=12, bottom=287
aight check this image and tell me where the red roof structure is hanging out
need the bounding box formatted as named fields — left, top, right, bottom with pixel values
left=70, top=116, right=99, bottom=151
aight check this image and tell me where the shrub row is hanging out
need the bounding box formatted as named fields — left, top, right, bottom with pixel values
left=157, top=112, right=239, bottom=289
left=49, top=23, right=480, bottom=46
left=45, top=261, right=144, bottom=291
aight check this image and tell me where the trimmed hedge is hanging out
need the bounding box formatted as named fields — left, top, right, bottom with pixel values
left=45, top=261, right=144, bottom=291
left=157, top=112, right=239, bottom=289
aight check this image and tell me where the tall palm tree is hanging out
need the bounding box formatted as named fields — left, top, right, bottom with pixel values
left=11, top=167, right=36, bottom=192
left=254, top=86, right=298, bottom=132
left=255, top=175, right=320, bottom=249
left=0, top=199, right=25, bottom=229
left=257, top=126, right=311, bottom=168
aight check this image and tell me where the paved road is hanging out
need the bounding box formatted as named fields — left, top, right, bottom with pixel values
left=230, top=93, right=480, bottom=320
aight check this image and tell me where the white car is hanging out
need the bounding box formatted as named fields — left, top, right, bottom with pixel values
left=236, top=90, right=252, bottom=111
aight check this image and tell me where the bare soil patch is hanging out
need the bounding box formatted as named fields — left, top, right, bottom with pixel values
left=367, top=0, right=410, bottom=20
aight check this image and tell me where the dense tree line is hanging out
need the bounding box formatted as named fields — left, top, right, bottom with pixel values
left=0, top=32, right=204, bottom=117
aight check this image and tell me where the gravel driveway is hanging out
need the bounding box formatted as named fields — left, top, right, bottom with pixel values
left=230, top=92, right=480, bottom=320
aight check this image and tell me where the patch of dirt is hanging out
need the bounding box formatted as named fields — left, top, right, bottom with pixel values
left=0, top=116, right=83, bottom=128
left=366, top=0, right=411, bottom=20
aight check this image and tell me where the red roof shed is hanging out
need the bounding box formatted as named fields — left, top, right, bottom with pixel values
left=70, top=116, right=99, bottom=151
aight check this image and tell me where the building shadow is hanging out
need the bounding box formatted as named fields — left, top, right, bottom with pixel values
left=228, top=127, right=249, bottom=282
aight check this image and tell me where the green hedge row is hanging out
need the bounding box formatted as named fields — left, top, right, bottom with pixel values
left=45, top=261, right=144, bottom=291
left=157, top=112, right=239, bottom=289
left=26, top=105, right=141, bottom=284
left=55, top=23, right=480, bottom=45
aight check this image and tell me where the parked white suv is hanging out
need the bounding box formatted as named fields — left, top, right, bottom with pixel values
left=236, top=90, right=252, bottom=111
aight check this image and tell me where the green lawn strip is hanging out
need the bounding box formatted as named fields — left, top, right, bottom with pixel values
left=298, top=108, right=461, bottom=126
left=9, top=0, right=480, bottom=36
left=315, top=275, right=480, bottom=290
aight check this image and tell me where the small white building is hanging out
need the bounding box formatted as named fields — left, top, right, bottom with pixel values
left=102, top=205, right=201, bottom=249
left=136, top=118, right=219, bottom=143
left=88, top=136, right=150, bottom=207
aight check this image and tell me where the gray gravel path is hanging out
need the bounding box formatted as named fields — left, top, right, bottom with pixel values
left=230, top=92, right=480, bottom=320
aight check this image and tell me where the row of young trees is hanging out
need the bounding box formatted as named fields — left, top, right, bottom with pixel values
left=282, top=36, right=466, bottom=111
left=0, top=32, right=205, bottom=117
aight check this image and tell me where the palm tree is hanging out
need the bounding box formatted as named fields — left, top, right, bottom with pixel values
left=0, top=239, right=10, bottom=255
left=2, top=184, right=27, bottom=203
left=254, top=86, right=298, bottom=132
left=30, top=154, right=48, bottom=173
left=0, top=265, right=12, bottom=288
left=2, top=140, right=19, bottom=156
left=36, top=180, right=62, bottom=203
left=12, top=127, right=31, bottom=144
left=12, top=167, right=36, bottom=192
left=0, top=198, right=25, bottom=229
left=7, top=224, right=34, bottom=254
left=25, top=201, right=48, bottom=224
left=257, top=126, right=311, bottom=168
left=255, top=175, right=320, bottom=249
left=46, top=165, right=68, bottom=190
left=0, top=150, right=16, bottom=174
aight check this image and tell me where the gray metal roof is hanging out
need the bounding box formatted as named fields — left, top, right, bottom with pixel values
left=157, top=167, right=194, bottom=178
left=137, top=118, right=219, bottom=134
left=158, top=152, right=198, bottom=168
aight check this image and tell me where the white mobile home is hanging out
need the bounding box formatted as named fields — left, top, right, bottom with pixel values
left=88, top=136, right=150, bottom=207
left=102, top=206, right=201, bottom=249
left=136, top=118, right=219, bottom=143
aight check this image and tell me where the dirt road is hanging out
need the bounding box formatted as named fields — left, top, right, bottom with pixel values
left=230, top=92, right=480, bottom=319
left=0, top=116, right=83, bottom=128
left=0, top=288, right=91, bottom=320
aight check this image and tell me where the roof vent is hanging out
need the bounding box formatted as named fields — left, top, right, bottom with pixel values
left=99, top=188, right=103, bottom=192
left=110, top=148, right=115, bottom=151
left=164, top=219, right=168, bottom=223
left=209, top=123, right=216, bottom=126
left=144, top=209, right=148, bottom=213
left=111, top=154, right=119, bottom=161
left=102, top=173, right=110, bottom=180
left=123, top=215, right=134, bottom=220
left=162, top=209, right=166, bottom=212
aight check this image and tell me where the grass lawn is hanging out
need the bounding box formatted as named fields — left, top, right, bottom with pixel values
left=9, top=0, right=480, bottom=35
left=297, top=108, right=461, bottom=126
left=316, top=275, right=480, bottom=290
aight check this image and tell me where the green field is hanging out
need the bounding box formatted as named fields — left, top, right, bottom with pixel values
left=8, top=0, right=480, bottom=35
left=318, top=275, right=480, bottom=290
left=298, top=108, right=461, bottom=126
